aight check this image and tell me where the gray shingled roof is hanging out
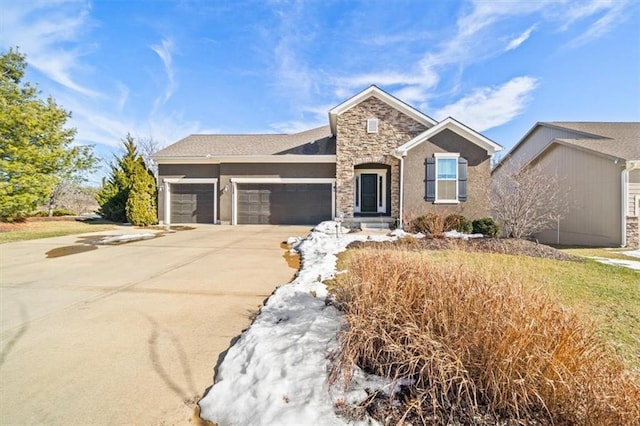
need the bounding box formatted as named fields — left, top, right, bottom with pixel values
left=545, top=122, right=640, bottom=160
left=153, top=126, right=335, bottom=158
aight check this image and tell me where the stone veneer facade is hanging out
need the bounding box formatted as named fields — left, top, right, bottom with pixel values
left=335, top=97, right=429, bottom=218
left=627, top=216, right=639, bottom=249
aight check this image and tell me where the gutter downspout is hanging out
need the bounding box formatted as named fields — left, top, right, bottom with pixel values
left=392, top=150, right=406, bottom=229
left=622, top=161, right=640, bottom=247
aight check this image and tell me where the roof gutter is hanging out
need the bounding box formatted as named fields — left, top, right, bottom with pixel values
left=621, top=160, right=640, bottom=247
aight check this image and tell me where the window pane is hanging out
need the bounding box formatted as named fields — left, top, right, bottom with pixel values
left=437, top=180, right=456, bottom=200
left=437, top=158, right=457, bottom=179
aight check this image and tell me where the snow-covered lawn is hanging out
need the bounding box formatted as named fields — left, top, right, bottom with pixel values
left=591, top=256, right=640, bottom=271
left=623, top=249, right=640, bottom=259
left=199, top=223, right=396, bottom=425
left=591, top=249, right=640, bottom=271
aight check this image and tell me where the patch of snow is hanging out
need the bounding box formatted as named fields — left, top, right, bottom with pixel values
left=286, top=236, right=302, bottom=246
left=591, top=256, right=640, bottom=271
left=199, top=222, right=396, bottom=425
left=313, top=220, right=350, bottom=235
left=443, top=230, right=483, bottom=240
left=623, top=249, right=640, bottom=259
left=389, top=228, right=408, bottom=238
left=94, top=233, right=156, bottom=244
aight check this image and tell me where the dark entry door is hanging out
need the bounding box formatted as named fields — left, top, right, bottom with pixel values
left=360, top=174, right=377, bottom=212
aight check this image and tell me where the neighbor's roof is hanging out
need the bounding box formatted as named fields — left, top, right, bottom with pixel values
left=544, top=122, right=640, bottom=160
left=153, top=126, right=335, bottom=158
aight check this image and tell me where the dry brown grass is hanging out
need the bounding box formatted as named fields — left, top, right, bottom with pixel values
left=329, top=247, right=640, bottom=425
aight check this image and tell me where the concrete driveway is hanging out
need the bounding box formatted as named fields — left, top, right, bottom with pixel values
left=0, top=225, right=311, bottom=425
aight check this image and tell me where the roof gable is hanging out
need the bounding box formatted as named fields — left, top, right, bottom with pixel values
left=396, top=117, right=503, bottom=156
left=328, top=85, right=437, bottom=134
left=495, top=122, right=640, bottom=171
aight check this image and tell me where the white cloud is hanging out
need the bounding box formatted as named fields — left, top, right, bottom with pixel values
left=505, top=25, right=537, bottom=51
left=332, top=1, right=548, bottom=110
left=362, top=31, right=432, bottom=46
left=272, top=39, right=314, bottom=101
left=434, top=76, right=539, bottom=132
left=565, top=1, right=629, bottom=47
left=0, top=0, right=100, bottom=98
left=562, top=0, right=615, bottom=29
left=150, top=38, right=177, bottom=107
left=115, top=82, right=130, bottom=112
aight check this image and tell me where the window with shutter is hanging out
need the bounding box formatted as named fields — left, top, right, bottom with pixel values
left=426, top=153, right=467, bottom=203
left=425, top=158, right=436, bottom=201
left=458, top=157, right=468, bottom=202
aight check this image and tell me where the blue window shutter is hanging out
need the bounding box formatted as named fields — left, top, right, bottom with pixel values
left=458, top=157, right=468, bottom=201
left=425, top=158, right=436, bottom=201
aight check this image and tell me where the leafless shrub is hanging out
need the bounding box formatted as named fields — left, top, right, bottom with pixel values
left=329, top=248, right=640, bottom=425
left=491, top=160, right=570, bottom=239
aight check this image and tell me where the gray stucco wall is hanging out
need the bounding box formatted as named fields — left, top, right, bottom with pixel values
left=403, top=129, right=491, bottom=221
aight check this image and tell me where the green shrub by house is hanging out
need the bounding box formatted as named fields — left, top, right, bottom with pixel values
left=472, top=217, right=501, bottom=237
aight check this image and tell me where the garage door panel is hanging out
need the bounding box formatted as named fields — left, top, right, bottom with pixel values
left=237, top=183, right=331, bottom=225
left=170, top=184, right=215, bottom=224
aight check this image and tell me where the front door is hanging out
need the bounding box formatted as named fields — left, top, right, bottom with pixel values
left=360, top=174, right=377, bottom=213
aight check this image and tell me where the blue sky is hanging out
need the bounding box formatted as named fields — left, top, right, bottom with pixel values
left=2, top=0, right=639, bottom=174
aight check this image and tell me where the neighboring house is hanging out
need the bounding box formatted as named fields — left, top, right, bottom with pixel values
left=493, top=122, right=640, bottom=248
left=153, top=86, right=502, bottom=228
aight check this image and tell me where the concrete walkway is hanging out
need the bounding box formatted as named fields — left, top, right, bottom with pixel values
left=0, top=225, right=311, bottom=425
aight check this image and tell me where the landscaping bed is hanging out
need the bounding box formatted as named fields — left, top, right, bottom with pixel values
left=329, top=245, right=640, bottom=425
left=350, top=236, right=580, bottom=262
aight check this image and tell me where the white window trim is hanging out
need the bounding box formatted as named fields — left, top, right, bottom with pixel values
left=366, top=118, right=379, bottom=133
left=433, top=153, right=459, bottom=204
left=354, top=169, right=387, bottom=213
left=162, top=178, right=218, bottom=225
left=230, top=178, right=336, bottom=225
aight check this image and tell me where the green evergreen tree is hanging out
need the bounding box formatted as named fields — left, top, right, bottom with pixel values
left=0, top=48, right=96, bottom=221
left=96, top=134, right=157, bottom=224
left=126, top=160, right=157, bottom=226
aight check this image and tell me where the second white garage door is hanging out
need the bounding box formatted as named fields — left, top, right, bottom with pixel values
left=237, top=183, right=332, bottom=225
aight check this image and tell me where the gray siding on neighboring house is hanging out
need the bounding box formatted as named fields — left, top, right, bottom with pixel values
left=629, top=169, right=640, bottom=217
left=157, top=164, right=221, bottom=223
left=500, top=126, right=586, bottom=170
left=533, top=144, right=623, bottom=246
left=218, top=163, right=336, bottom=223
left=403, top=129, right=492, bottom=220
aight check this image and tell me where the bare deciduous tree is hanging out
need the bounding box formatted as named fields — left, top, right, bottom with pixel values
left=491, top=160, right=570, bottom=239
left=136, top=136, right=162, bottom=179
left=46, top=179, right=98, bottom=215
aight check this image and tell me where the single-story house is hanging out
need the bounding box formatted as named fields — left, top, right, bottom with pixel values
left=153, top=85, right=503, bottom=228
left=493, top=122, right=640, bottom=248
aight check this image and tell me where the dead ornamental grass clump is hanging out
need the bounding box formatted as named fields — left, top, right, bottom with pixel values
left=329, top=248, right=640, bottom=425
